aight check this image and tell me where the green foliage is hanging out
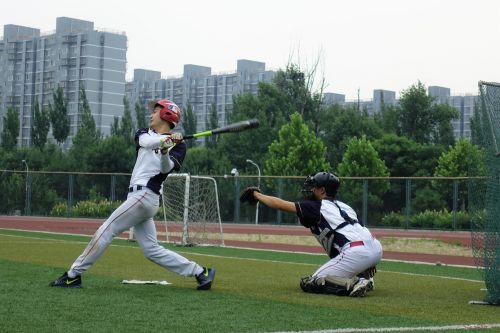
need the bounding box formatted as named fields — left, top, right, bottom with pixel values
left=219, top=64, right=321, bottom=172
left=182, top=102, right=197, bottom=148
left=70, top=88, right=100, bottom=170
left=381, top=209, right=473, bottom=230
left=337, top=136, right=389, bottom=220
left=373, top=134, right=444, bottom=177
left=50, top=199, right=121, bottom=217
left=119, top=97, right=135, bottom=144
left=374, top=105, right=400, bottom=135
left=31, top=100, right=50, bottom=149
left=318, top=104, right=383, bottom=166
left=183, top=146, right=231, bottom=175
left=398, top=81, right=458, bottom=144
left=87, top=135, right=135, bottom=173
left=412, top=185, right=446, bottom=212
left=433, top=139, right=487, bottom=210
left=1, top=107, right=19, bottom=150
left=49, top=86, right=70, bottom=144
left=381, top=212, right=406, bottom=228
left=265, top=113, right=330, bottom=176
left=134, top=101, right=148, bottom=129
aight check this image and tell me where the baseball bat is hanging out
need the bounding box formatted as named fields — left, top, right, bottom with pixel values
left=183, top=119, right=260, bottom=140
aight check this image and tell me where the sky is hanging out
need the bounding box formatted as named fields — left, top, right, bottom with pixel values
left=1, top=0, right=499, bottom=100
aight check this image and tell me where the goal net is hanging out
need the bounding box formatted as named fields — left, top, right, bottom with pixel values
left=161, top=173, right=224, bottom=246
left=469, top=81, right=500, bottom=305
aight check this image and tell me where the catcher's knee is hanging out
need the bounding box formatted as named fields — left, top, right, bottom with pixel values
left=300, top=276, right=353, bottom=296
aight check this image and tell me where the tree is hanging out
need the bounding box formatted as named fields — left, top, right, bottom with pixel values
left=318, top=104, right=383, bottom=167
left=182, top=102, right=197, bottom=148
left=110, top=117, right=120, bottom=136
left=373, top=134, right=445, bottom=214
left=134, top=101, right=148, bottom=129
left=398, top=81, right=458, bottom=144
left=337, top=136, right=390, bottom=223
left=264, top=112, right=330, bottom=176
left=76, top=88, right=99, bottom=141
left=373, top=104, right=400, bottom=135
left=119, top=97, right=134, bottom=144
left=1, top=107, right=20, bottom=150
left=182, top=146, right=231, bottom=175
left=206, top=104, right=218, bottom=149
left=70, top=88, right=100, bottom=170
left=49, top=86, right=70, bottom=145
left=31, top=100, right=51, bottom=149
left=433, top=139, right=487, bottom=210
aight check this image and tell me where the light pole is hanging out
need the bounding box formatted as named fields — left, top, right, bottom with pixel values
left=246, top=159, right=261, bottom=224
left=22, top=160, right=30, bottom=215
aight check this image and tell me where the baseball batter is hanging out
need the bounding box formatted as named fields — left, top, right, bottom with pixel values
left=49, top=99, right=215, bottom=290
left=240, top=172, right=382, bottom=297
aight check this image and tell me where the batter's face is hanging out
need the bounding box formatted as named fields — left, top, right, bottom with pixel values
left=150, top=106, right=171, bottom=133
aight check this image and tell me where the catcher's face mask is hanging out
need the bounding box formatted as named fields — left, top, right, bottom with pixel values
left=301, top=175, right=317, bottom=200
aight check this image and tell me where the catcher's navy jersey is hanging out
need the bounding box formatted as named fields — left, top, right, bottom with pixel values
left=129, top=128, right=186, bottom=194
left=295, top=199, right=373, bottom=258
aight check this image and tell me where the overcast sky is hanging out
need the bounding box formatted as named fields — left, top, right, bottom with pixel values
left=1, top=0, right=499, bottom=100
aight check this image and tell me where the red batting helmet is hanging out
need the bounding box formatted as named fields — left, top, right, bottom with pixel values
left=150, top=99, right=181, bottom=128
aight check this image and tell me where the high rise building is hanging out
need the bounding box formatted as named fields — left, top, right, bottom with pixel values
left=373, top=89, right=397, bottom=114
left=126, top=59, right=275, bottom=133
left=0, top=17, right=127, bottom=147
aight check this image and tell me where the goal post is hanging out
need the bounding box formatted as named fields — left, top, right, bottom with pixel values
left=161, top=173, right=224, bottom=246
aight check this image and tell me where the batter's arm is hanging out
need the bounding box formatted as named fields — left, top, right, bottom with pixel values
left=253, top=192, right=296, bottom=213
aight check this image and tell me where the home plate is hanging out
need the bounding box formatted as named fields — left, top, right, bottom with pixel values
left=122, top=280, right=171, bottom=285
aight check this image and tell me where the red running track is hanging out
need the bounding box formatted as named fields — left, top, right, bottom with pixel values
left=0, top=216, right=477, bottom=267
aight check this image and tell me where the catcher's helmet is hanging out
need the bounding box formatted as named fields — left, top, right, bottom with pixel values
left=301, top=172, right=340, bottom=198
left=149, top=99, right=181, bottom=128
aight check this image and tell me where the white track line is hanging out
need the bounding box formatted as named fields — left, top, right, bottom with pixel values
left=0, top=232, right=483, bottom=283
left=262, top=323, right=500, bottom=333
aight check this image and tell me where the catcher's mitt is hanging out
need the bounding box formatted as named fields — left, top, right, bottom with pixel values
left=239, top=187, right=261, bottom=205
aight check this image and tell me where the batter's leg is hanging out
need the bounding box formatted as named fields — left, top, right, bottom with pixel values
left=134, top=218, right=204, bottom=277
left=68, top=191, right=151, bottom=277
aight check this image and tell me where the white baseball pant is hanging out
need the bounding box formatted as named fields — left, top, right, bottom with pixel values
left=312, top=238, right=383, bottom=279
left=68, top=188, right=203, bottom=278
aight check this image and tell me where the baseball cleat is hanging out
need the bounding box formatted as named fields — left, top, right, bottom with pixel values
left=196, top=267, right=215, bottom=290
left=49, top=272, right=82, bottom=288
left=366, top=278, right=374, bottom=292
left=349, top=278, right=369, bottom=297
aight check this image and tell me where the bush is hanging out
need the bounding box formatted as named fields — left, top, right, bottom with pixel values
left=50, top=200, right=121, bottom=218
left=381, top=212, right=406, bottom=228
left=381, top=209, right=473, bottom=230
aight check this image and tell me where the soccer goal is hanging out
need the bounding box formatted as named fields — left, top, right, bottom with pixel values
left=161, top=173, right=224, bottom=246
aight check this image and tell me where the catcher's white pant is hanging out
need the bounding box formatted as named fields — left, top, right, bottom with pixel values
left=312, top=237, right=382, bottom=279
left=68, top=188, right=203, bottom=278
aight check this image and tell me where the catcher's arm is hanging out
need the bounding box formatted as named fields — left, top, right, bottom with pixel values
left=253, top=192, right=296, bottom=213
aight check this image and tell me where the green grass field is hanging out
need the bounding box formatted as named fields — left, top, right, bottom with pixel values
left=0, top=229, right=498, bottom=333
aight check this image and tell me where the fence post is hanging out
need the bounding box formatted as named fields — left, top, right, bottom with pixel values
left=405, top=179, right=411, bottom=229
left=277, top=178, right=283, bottom=224
left=452, top=179, right=458, bottom=230
left=68, top=174, right=74, bottom=217
left=110, top=175, right=116, bottom=202
left=25, top=172, right=32, bottom=216
left=362, top=179, right=368, bottom=226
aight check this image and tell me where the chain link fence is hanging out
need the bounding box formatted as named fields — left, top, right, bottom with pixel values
left=0, top=169, right=480, bottom=230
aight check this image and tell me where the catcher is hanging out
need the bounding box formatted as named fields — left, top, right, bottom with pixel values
left=240, top=172, right=382, bottom=297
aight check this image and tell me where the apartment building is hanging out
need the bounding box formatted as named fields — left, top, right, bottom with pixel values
left=126, top=59, right=275, bottom=133
left=0, top=17, right=127, bottom=147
